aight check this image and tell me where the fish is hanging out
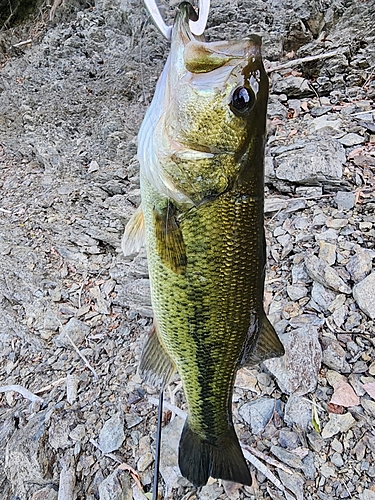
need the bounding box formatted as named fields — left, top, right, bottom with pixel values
left=122, top=0, right=285, bottom=488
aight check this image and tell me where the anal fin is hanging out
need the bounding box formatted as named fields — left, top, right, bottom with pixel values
left=138, top=324, right=176, bottom=389
left=153, top=201, right=186, bottom=274
left=243, top=314, right=285, bottom=367
left=121, top=205, right=145, bottom=256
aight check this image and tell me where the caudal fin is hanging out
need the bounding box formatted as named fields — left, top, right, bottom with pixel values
left=178, top=419, right=251, bottom=488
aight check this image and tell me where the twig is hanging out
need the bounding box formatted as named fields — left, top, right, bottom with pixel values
left=12, top=39, right=32, bottom=48
left=148, top=396, right=187, bottom=420
left=0, top=384, right=44, bottom=404
left=244, top=445, right=294, bottom=474
left=241, top=445, right=286, bottom=492
left=57, top=463, right=76, bottom=500
left=35, top=377, right=67, bottom=394
left=266, top=49, right=341, bottom=74
left=65, top=332, right=98, bottom=380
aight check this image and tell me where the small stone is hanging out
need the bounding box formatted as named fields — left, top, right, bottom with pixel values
left=137, top=452, right=153, bottom=472
left=32, top=488, right=58, bottom=500
left=319, top=241, right=336, bottom=265
left=199, top=482, right=224, bottom=500
left=277, top=470, right=304, bottom=500
left=273, top=75, right=313, bottom=98
left=239, top=397, right=282, bottom=434
left=278, top=429, right=300, bottom=449
left=320, top=462, right=336, bottom=478
left=338, top=133, right=366, bottom=146
left=98, top=470, right=132, bottom=500
left=309, top=115, right=342, bottom=133
left=369, top=361, right=375, bottom=376
left=125, top=414, right=143, bottom=429
left=305, top=254, right=351, bottom=294
left=321, top=412, right=356, bottom=439
left=360, top=490, right=375, bottom=500
left=353, top=272, right=375, bottom=319
left=331, top=451, right=344, bottom=467
left=346, top=247, right=373, bottom=282
left=311, top=282, right=337, bottom=312
left=286, top=284, right=309, bottom=301
left=321, top=338, right=351, bottom=373
left=284, top=394, right=312, bottom=430
left=331, top=438, right=343, bottom=454
left=263, top=326, right=322, bottom=396
left=362, top=398, right=375, bottom=415
left=335, top=191, right=356, bottom=210
left=54, top=317, right=90, bottom=348
left=98, top=412, right=125, bottom=454
left=325, top=217, right=348, bottom=229
left=270, top=445, right=304, bottom=469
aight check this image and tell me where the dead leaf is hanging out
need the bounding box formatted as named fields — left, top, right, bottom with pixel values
left=363, top=382, right=375, bottom=400
left=330, top=381, right=360, bottom=407
left=328, top=403, right=344, bottom=414
left=347, top=147, right=364, bottom=159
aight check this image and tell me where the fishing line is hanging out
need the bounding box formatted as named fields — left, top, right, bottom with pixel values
left=152, top=386, right=164, bottom=500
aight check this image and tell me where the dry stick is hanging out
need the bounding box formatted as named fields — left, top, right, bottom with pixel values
left=0, top=384, right=44, bottom=404
left=265, top=49, right=341, bottom=74
left=244, top=445, right=294, bottom=475
left=65, top=332, right=98, bottom=380
left=35, top=377, right=67, bottom=394
left=241, top=446, right=286, bottom=493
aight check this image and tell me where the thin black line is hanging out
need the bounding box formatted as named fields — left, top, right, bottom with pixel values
left=152, top=387, right=164, bottom=500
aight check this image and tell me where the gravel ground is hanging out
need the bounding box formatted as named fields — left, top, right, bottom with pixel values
left=0, top=1, right=375, bottom=499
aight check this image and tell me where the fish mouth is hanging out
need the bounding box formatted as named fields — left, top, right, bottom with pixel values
left=172, top=2, right=263, bottom=77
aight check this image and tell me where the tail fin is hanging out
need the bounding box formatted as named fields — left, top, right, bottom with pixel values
left=178, top=419, right=251, bottom=488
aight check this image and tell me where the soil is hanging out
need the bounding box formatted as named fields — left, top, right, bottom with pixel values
left=0, top=1, right=375, bottom=499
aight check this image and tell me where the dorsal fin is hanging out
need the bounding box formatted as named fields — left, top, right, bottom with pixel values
left=121, top=205, right=145, bottom=256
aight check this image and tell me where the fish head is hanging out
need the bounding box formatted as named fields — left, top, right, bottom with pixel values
left=139, top=2, right=269, bottom=205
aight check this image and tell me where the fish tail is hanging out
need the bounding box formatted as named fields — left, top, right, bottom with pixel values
left=178, top=419, right=251, bottom=488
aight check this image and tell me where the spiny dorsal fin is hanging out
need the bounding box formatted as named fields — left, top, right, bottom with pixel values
left=121, top=205, right=145, bottom=256
left=243, top=314, right=285, bottom=367
left=153, top=201, right=187, bottom=274
left=138, top=324, right=176, bottom=389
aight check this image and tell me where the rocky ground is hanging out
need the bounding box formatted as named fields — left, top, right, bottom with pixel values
left=0, top=0, right=375, bottom=499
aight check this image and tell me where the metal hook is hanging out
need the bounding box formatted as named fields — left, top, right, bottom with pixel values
left=143, top=0, right=211, bottom=40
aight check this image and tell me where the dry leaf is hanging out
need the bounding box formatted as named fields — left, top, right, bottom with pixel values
left=328, top=403, right=344, bottom=414
left=330, top=381, right=360, bottom=407
left=363, top=382, right=375, bottom=400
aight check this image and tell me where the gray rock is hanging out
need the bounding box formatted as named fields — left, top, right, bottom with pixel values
left=54, top=317, right=90, bottom=348
left=239, top=397, right=282, bottom=434
left=321, top=412, right=356, bottom=439
left=32, top=487, right=58, bottom=500
left=278, top=429, right=300, bottom=449
left=311, top=282, right=337, bottom=312
left=331, top=451, right=344, bottom=467
left=284, top=394, right=312, bottom=430
left=305, top=254, right=351, bottom=294
left=335, top=191, right=356, bottom=210
left=353, top=272, right=375, bottom=319
left=263, top=326, right=322, bottom=395
left=274, top=139, right=345, bottom=186
left=338, top=132, right=366, bottom=146
left=160, top=416, right=185, bottom=496
left=270, top=445, right=304, bottom=469
left=309, top=115, right=342, bottom=133
left=278, top=469, right=305, bottom=500
left=286, top=284, right=308, bottom=301
left=321, top=337, right=351, bottom=373
left=98, top=470, right=132, bottom=500
left=273, top=75, right=313, bottom=98
left=361, top=490, right=375, bottom=500
left=319, top=240, right=337, bottom=265
left=199, top=483, right=224, bottom=500
left=98, top=412, right=125, bottom=454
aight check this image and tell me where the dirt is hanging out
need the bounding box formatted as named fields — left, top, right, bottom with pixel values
left=0, top=0, right=375, bottom=499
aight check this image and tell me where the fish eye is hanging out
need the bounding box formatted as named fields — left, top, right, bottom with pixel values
left=230, top=87, right=255, bottom=115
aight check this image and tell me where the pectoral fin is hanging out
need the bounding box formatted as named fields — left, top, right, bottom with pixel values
left=138, top=323, right=176, bottom=389
left=153, top=201, right=187, bottom=274
left=121, top=205, right=145, bottom=256
left=242, top=314, right=285, bottom=367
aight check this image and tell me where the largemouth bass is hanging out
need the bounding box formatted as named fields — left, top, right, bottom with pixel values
left=123, top=1, right=284, bottom=488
